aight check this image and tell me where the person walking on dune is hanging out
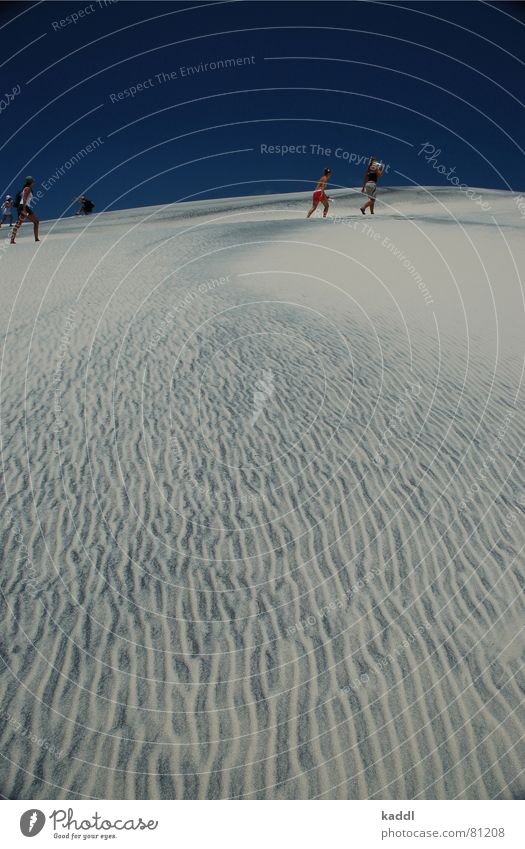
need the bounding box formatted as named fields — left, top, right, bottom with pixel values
left=307, top=168, right=332, bottom=218
left=10, top=176, right=39, bottom=243
left=0, top=195, right=15, bottom=228
left=74, top=195, right=95, bottom=215
left=360, top=156, right=384, bottom=215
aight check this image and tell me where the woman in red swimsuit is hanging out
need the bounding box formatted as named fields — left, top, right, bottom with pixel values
left=307, top=168, right=332, bottom=218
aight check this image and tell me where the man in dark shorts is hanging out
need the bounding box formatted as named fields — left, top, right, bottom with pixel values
left=307, top=168, right=332, bottom=218
left=360, top=157, right=384, bottom=214
left=10, top=176, right=39, bottom=243
left=74, top=196, right=95, bottom=215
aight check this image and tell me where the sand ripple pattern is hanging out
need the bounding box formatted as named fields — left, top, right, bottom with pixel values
left=1, top=190, right=524, bottom=799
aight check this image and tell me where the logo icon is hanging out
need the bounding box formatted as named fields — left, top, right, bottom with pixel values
left=251, top=369, right=275, bottom=426
left=20, top=810, right=46, bottom=837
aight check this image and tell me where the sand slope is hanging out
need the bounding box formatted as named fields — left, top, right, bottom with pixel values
left=0, top=187, right=524, bottom=799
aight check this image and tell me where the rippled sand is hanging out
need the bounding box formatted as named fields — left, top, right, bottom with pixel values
left=1, top=187, right=524, bottom=799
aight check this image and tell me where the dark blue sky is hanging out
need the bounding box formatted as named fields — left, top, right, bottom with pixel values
left=1, top=1, right=524, bottom=217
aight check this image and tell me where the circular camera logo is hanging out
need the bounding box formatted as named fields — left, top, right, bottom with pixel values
left=20, top=810, right=46, bottom=837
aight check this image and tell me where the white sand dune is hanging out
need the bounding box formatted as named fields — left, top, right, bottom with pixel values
left=0, top=187, right=524, bottom=799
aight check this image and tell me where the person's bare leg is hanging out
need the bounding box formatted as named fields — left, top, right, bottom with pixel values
left=322, top=199, right=329, bottom=218
left=10, top=211, right=26, bottom=243
left=307, top=201, right=319, bottom=218
left=30, top=213, right=40, bottom=240
left=370, top=198, right=376, bottom=215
